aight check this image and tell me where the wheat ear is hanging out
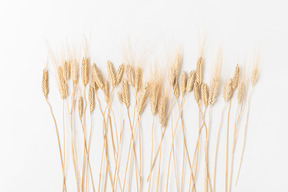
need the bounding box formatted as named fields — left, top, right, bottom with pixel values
left=43, top=69, right=67, bottom=192
left=235, top=65, right=259, bottom=185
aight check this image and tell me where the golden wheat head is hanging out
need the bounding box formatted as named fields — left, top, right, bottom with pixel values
left=223, top=78, right=233, bottom=102
left=121, top=79, right=130, bottom=108
left=107, top=60, right=116, bottom=87
left=81, top=57, right=89, bottom=86
left=201, top=83, right=209, bottom=107
left=186, top=70, right=196, bottom=92
left=42, top=68, right=49, bottom=98
left=116, top=64, right=124, bottom=85
left=196, top=57, right=203, bottom=85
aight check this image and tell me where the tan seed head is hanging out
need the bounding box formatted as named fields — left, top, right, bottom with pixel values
left=57, top=66, right=68, bottom=99
left=71, top=59, right=79, bottom=84
left=78, top=96, right=83, bottom=118
left=42, top=69, right=49, bottom=99
left=137, top=82, right=149, bottom=115
left=223, top=79, right=233, bottom=102
left=81, top=57, right=89, bottom=86
left=208, top=77, right=220, bottom=105
left=104, top=80, right=110, bottom=103
left=135, top=67, right=143, bottom=93
left=173, top=80, right=179, bottom=98
left=88, top=85, right=95, bottom=112
left=107, top=60, right=116, bottom=87
left=149, top=81, right=159, bottom=115
left=92, top=63, right=104, bottom=90
left=126, top=65, right=135, bottom=87
left=186, top=70, right=196, bottom=92
left=251, top=67, right=259, bottom=87
left=121, top=79, right=130, bottom=108
left=196, top=57, right=203, bottom=85
left=180, top=71, right=186, bottom=95
left=168, top=66, right=176, bottom=86
left=201, top=83, right=209, bottom=107
left=193, top=81, right=200, bottom=104
left=158, top=91, right=168, bottom=127
left=237, top=82, right=247, bottom=103
left=232, top=64, right=240, bottom=91
left=116, top=64, right=124, bottom=85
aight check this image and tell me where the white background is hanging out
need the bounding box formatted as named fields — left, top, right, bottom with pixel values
left=0, top=0, right=287, bottom=191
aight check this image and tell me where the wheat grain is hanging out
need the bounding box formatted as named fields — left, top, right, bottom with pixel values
left=180, top=71, right=186, bottom=95
left=174, top=51, right=182, bottom=76
left=208, top=78, right=220, bottom=106
left=158, top=91, right=168, bottom=127
left=251, top=67, right=259, bottom=87
left=232, top=64, right=240, bottom=91
left=126, top=65, right=135, bottom=87
left=81, top=57, right=89, bottom=86
left=92, top=63, right=104, bottom=90
left=173, top=80, right=180, bottom=98
left=237, top=82, right=246, bottom=104
left=194, top=81, right=200, bottom=104
left=116, top=64, right=124, bottom=85
left=149, top=81, right=159, bottom=115
left=63, top=60, right=70, bottom=82
left=168, top=66, right=176, bottom=86
left=122, top=79, right=130, bottom=108
left=135, top=67, right=143, bottom=93
left=88, top=85, right=95, bottom=112
left=201, top=83, right=209, bottom=107
left=186, top=70, right=196, bottom=92
left=104, top=80, right=110, bottom=103
left=71, top=59, right=78, bottom=84
left=42, top=69, right=49, bottom=98
left=196, top=57, right=203, bottom=85
left=137, top=82, right=149, bottom=115
left=223, top=79, right=233, bottom=102
left=78, top=96, right=83, bottom=118
left=57, top=66, right=68, bottom=99
left=107, top=60, right=116, bottom=87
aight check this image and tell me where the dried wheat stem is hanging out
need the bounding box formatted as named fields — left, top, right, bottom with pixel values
left=148, top=115, right=155, bottom=192
left=79, top=114, right=95, bottom=192
left=67, top=101, right=81, bottom=192
left=156, top=129, right=163, bottom=192
left=228, top=102, right=244, bottom=192
left=234, top=90, right=253, bottom=186
left=212, top=103, right=226, bottom=192
left=45, top=99, right=67, bottom=192
left=225, top=100, right=232, bottom=192
left=165, top=94, right=180, bottom=192
left=122, top=108, right=140, bottom=192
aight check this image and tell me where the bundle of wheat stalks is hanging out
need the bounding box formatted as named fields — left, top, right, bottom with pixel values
left=42, top=42, right=259, bottom=192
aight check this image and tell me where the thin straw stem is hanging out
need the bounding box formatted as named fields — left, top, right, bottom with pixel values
left=234, top=90, right=253, bottom=186
left=46, top=99, right=67, bottom=192
left=213, top=103, right=227, bottom=192
left=225, top=100, right=232, bottom=192
left=148, top=115, right=154, bottom=192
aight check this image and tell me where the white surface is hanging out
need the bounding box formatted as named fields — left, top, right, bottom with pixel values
left=0, top=0, right=288, bottom=191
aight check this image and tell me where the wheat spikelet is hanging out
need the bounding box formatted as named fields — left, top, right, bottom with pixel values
left=88, top=85, right=95, bottom=112
left=117, top=91, right=123, bottom=103
left=168, top=66, right=176, bottom=86
left=173, top=80, right=180, bottom=98
left=149, top=81, right=159, bottom=115
left=63, top=60, right=70, bottom=82
left=180, top=71, right=186, bottom=95
left=232, top=64, right=240, bottom=91
left=42, top=68, right=49, bottom=98
left=223, top=79, right=233, bottom=102
left=186, top=70, right=196, bottom=92
left=78, top=96, right=83, bottom=118
left=158, top=91, right=168, bottom=127
left=193, top=81, right=200, bottom=104
left=135, top=67, right=143, bottom=93
left=237, top=82, right=246, bottom=104
left=104, top=80, right=110, bottom=103
left=81, top=57, right=89, bottom=86
left=208, top=77, right=220, bottom=105
left=201, top=83, right=209, bottom=107
left=121, top=79, right=130, bottom=108
left=92, top=63, right=104, bottom=90
left=251, top=67, right=259, bottom=87
left=57, top=66, right=68, bottom=99
left=107, top=60, right=116, bottom=87
left=126, top=65, right=135, bottom=87
left=196, top=57, right=203, bottom=85
left=71, top=59, right=79, bottom=84
left=174, top=51, right=182, bottom=76
left=137, top=82, right=149, bottom=115
left=116, top=64, right=124, bottom=85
